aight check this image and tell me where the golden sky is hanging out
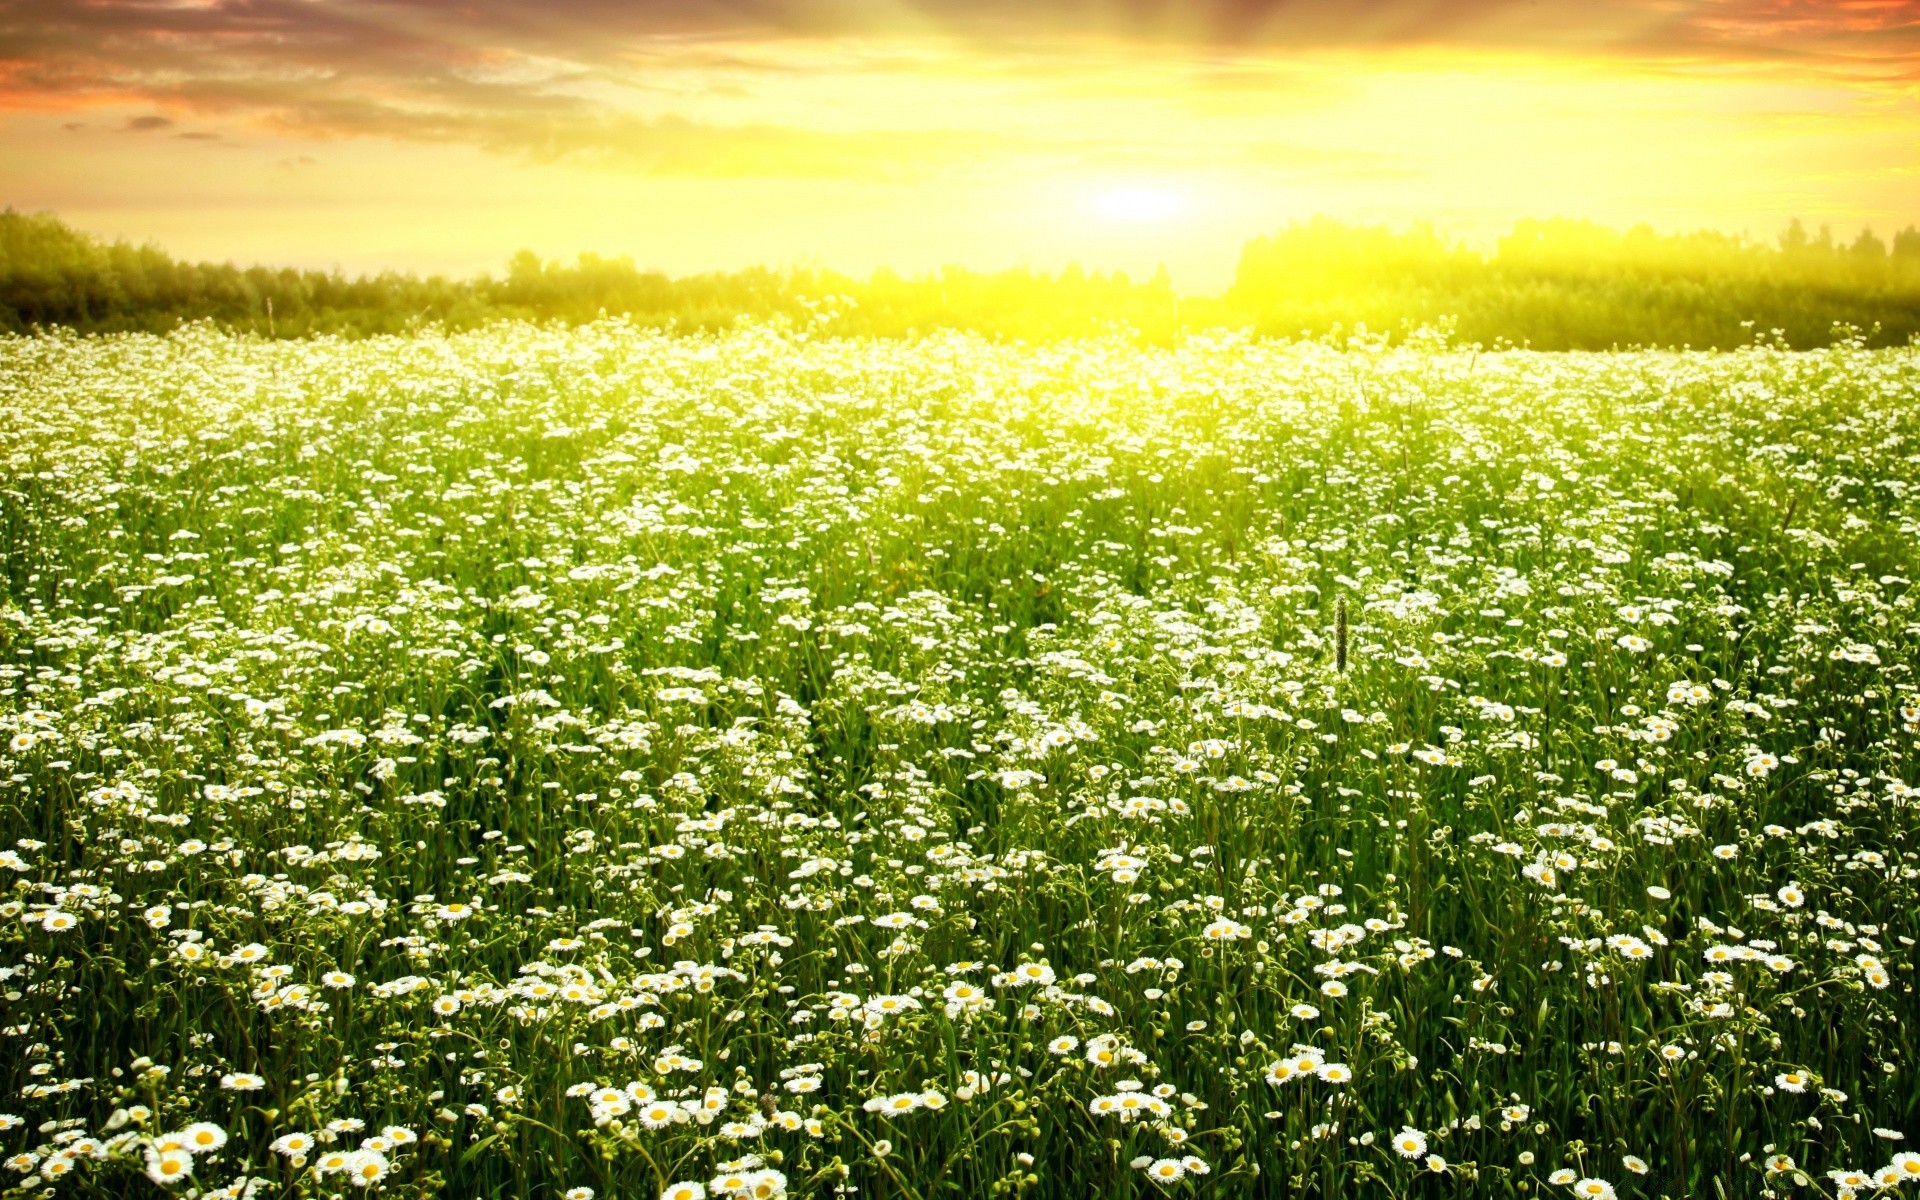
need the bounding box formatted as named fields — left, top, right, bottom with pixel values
left=2, top=0, right=1917, bottom=286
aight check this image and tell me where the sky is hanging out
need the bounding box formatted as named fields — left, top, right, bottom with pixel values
left=2, top=0, right=1918, bottom=287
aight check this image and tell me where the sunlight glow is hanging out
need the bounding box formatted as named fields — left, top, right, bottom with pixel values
left=2, top=14, right=1912, bottom=286
left=1091, top=186, right=1188, bottom=223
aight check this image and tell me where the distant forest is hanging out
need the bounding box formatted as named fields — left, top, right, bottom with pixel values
left=4, top=209, right=1920, bottom=348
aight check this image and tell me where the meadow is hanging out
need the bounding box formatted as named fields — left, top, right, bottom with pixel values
left=0, top=322, right=1917, bottom=1200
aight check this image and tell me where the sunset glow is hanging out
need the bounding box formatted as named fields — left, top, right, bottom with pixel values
left=1, top=1, right=1917, bottom=282
left=1091, top=185, right=1191, bottom=224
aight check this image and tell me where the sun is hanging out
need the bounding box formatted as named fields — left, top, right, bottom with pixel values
left=1091, top=185, right=1188, bottom=222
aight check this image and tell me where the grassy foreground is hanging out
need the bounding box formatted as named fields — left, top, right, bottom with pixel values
left=0, top=324, right=1918, bottom=1200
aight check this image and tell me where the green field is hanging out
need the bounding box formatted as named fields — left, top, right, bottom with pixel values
left=1, top=324, right=1918, bottom=1200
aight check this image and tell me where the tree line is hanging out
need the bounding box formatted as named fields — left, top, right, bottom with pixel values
left=4, top=208, right=1919, bottom=348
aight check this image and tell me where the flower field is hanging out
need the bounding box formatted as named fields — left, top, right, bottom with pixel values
left=1, top=323, right=1918, bottom=1199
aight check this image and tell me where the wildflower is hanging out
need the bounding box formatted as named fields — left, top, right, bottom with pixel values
left=1571, top=1179, right=1616, bottom=1200
left=941, top=981, right=988, bottom=1016
left=146, top=1147, right=195, bottom=1185
left=345, top=1150, right=390, bottom=1188
left=270, top=1132, right=315, bottom=1158
left=877, top=1092, right=920, bottom=1116
left=1010, top=962, right=1055, bottom=987
left=637, top=1101, right=684, bottom=1129
left=1086, top=1037, right=1122, bottom=1068
left=738, top=1170, right=786, bottom=1200
left=1392, top=1127, right=1428, bottom=1158
left=588, top=1088, right=631, bottom=1123
left=150, top=1131, right=191, bottom=1155
left=180, top=1123, right=228, bottom=1154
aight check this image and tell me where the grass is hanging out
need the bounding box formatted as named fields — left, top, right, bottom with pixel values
left=0, top=321, right=1917, bottom=1200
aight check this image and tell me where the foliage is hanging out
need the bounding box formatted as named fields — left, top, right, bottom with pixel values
left=0, top=325, right=1918, bottom=1200
left=6, top=210, right=1920, bottom=346
left=1230, top=217, right=1920, bottom=349
left=0, top=211, right=1178, bottom=343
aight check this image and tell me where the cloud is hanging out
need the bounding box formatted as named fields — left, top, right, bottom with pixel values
left=0, top=0, right=1033, bottom=176
left=1602, top=2, right=1920, bottom=83
left=477, top=0, right=1920, bottom=67
left=247, top=93, right=1012, bottom=177
left=0, top=0, right=1914, bottom=178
